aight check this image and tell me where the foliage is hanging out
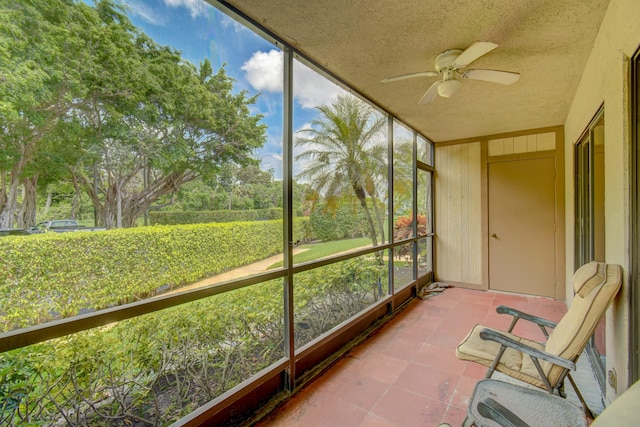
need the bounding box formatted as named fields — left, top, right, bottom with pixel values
left=295, top=94, right=387, bottom=246
left=0, top=0, right=266, bottom=229
left=0, top=255, right=385, bottom=425
left=393, top=138, right=415, bottom=216
left=294, top=255, right=387, bottom=348
left=0, top=219, right=308, bottom=332
left=0, top=0, right=84, bottom=228
left=393, top=214, right=427, bottom=260
left=308, top=200, right=369, bottom=241
left=187, top=164, right=283, bottom=211
left=0, top=279, right=284, bottom=426
left=393, top=213, right=427, bottom=241
left=150, top=208, right=284, bottom=225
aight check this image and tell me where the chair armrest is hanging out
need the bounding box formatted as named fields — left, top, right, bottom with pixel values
left=478, top=398, right=530, bottom=427
left=496, top=306, right=557, bottom=338
left=479, top=328, right=576, bottom=370
left=496, top=306, right=558, bottom=329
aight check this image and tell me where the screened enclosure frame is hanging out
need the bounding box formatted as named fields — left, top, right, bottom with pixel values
left=0, top=1, right=436, bottom=425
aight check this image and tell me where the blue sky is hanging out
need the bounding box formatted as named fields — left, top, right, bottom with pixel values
left=109, top=0, right=346, bottom=179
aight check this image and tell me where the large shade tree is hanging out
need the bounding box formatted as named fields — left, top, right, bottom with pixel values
left=0, top=0, right=91, bottom=228
left=0, top=0, right=266, bottom=229
left=295, top=94, right=387, bottom=245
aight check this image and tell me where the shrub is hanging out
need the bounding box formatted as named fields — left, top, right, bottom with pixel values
left=0, top=218, right=308, bottom=332
left=0, top=254, right=384, bottom=426
left=149, top=208, right=283, bottom=225
left=393, top=214, right=427, bottom=260
left=308, top=203, right=368, bottom=241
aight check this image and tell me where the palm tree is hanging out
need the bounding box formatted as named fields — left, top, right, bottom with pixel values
left=295, top=94, right=386, bottom=245
left=392, top=139, right=414, bottom=221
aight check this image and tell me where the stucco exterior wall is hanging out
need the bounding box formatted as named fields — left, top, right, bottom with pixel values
left=564, top=0, right=640, bottom=399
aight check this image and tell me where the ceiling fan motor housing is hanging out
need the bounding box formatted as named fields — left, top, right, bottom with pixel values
left=434, top=49, right=463, bottom=72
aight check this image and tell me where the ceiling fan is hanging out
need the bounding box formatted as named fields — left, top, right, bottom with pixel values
left=381, top=42, right=520, bottom=104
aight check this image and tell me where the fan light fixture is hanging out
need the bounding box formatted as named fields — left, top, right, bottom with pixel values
left=437, top=79, right=462, bottom=97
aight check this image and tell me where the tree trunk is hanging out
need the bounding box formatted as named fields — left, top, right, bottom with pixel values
left=43, top=191, right=53, bottom=217
left=0, top=141, right=35, bottom=228
left=17, top=175, right=38, bottom=228
left=370, top=194, right=386, bottom=244
left=0, top=172, right=7, bottom=218
left=70, top=192, right=79, bottom=220
left=0, top=173, right=21, bottom=229
left=355, top=186, right=378, bottom=247
left=71, top=165, right=194, bottom=229
left=116, top=184, right=122, bottom=228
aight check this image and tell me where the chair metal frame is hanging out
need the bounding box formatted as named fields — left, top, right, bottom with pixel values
left=478, top=305, right=593, bottom=417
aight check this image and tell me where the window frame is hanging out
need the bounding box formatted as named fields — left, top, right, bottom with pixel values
left=574, top=105, right=607, bottom=393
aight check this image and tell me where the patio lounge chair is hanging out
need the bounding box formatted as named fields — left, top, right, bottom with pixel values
left=464, top=379, right=587, bottom=427
left=462, top=376, right=640, bottom=427
left=455, top=261, right=622, bottom=415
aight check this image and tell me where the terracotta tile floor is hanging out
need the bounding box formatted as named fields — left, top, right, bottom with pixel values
left=254, top=287, right=568, bottom=427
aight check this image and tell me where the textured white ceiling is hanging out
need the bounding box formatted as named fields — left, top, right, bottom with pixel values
left=221, top=0, right=610, bottom=142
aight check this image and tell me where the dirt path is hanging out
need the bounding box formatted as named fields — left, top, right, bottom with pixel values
left=162, top=243, right=376, bottom=296
left=163, top=248, right=309, bottom=295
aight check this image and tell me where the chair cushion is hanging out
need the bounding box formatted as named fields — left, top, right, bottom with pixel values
left=456, top=324, right=547, bottom=388
left=573, top=261, right=605, bottom=297
left=457, top=263, right=622, bottom=395
left=545, top=263, right=622, bottom=385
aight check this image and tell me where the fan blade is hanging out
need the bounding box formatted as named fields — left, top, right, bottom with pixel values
left=418, top=81, right=440, bottom=104
left=462, top=69, right=520, bottom=85
left=452, top=41, right=498, bottom=69
left=381, top=71, right=438, bottom=83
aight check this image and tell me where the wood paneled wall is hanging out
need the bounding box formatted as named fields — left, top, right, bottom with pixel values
left=488, top=132, right=555, bottom=156
left=434, top=126, right=563, bottom=290
left=435, top=142, right=483, bottom=285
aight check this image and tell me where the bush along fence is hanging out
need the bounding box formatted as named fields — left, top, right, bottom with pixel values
left=149, top=208, right=284, bottom=225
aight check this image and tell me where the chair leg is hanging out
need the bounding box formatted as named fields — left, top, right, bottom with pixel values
left=567, top=373, right=595, bottom=419
left=485, top=345, right=507, bottom=379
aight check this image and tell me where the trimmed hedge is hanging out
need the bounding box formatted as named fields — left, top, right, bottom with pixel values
left=149, top=208, right=283, bottom=225
left=0, top=280, right=287, bottom=426
left=0, top=218, right=308, bottom=332
left=309, top=203, right=368, bottom=241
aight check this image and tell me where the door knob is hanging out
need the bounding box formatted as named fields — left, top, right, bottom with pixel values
left=491, top=233, right=498, bottom=238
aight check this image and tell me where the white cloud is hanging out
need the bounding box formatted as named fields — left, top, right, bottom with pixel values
left=241, top=50, right=283, bottom=93
left=124, top=0, right=166, bottom=25
left=219, top=13, right=249, bottom=34
left=163, top=0, right=208, bottom=18
left=242, top=50, right=345, bottom=109
left=293, top=62, right=344, bottom=109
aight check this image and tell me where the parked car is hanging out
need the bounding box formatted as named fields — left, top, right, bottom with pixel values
left=0, top=228, right=31, bottom=237
left=28, top=220, right=106, bottom=234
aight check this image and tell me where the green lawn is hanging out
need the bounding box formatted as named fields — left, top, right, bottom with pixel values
left=269, top=237, right=372, bottom=268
